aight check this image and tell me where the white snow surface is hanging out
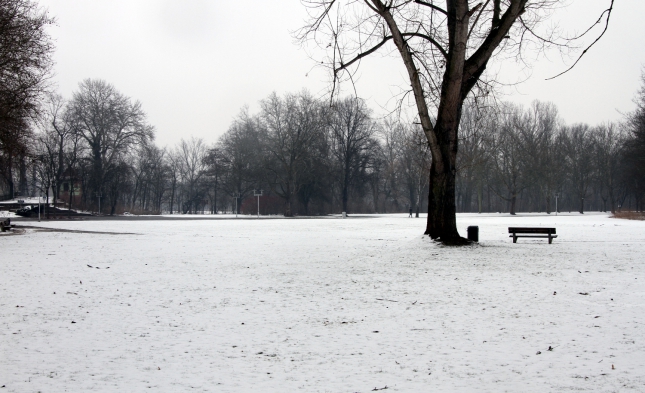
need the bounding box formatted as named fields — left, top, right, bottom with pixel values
left=1, top=213, right=644, bottom=392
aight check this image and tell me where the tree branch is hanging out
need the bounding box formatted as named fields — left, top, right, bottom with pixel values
left=402, top=32, right=448, bottom=59
left=414, top=0, right=447, bottom=16
left=546, top=0, right=615, bottom=80
left=467, top=0, right=490, bottom=42
left=334, top=35, right=393, bottom=73
left=461, top=0, right=528, bottom=96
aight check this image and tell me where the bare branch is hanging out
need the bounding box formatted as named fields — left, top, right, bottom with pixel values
left=467, top=0, right=490, bottom=42
left=414, top=0, right=447, bottom=16
left=546, top=0, right=615, bottom=80
left=335, top=35, right=393, bottom=73
left=402, top=32, right=448, bottom=59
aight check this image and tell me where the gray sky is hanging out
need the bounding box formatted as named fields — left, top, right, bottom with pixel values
left=40, top=0, right=645, bottom=147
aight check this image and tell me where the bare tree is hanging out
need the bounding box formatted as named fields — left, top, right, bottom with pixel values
left=456, top=104, right=491, bottom=213
left=261, top=91, right=327, bottom=216
left=68, top=79, right=154, bottom=212
left=167, top=150, right=181, bottom=214
left=33, top=94, right=76, bottom=203
left=399, top=124, right=431, bottom=217
left=218, top=111, right=264, bottom=214
left=592, top=123, right=622, bottom=213
left=624, top=70, right=645, bottom=210
left=488, top=103, right=529, bottom=215
left=176, top=137, right=208, bottom=214
left=329, top=97, right=377, bottom=213
left=0, top=0, right=54, bottom=199
left=204, top=146, right=225, bottom=214
left=299, top=0, right=613, bottom=242
left=562, top=124, right=594, bottom=214
left=378, top=119, right=406, bottom=212
left=129, top=144, right=168, bottom=214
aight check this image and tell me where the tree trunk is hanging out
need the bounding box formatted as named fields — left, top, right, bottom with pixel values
left=477, top=183, right=482, bottom=214
left=341, top=178, right=349, bottom=213
left=510, top=193, right=517, bottom=215
left=415, top=185, right=421, bottom=218
left=545, top=195, right=551, bottom=214
left=19, top=154, right=27, bottom=196
left=6, top=153, right=14, bottom=199
left=425, top=159, right=460, bottom=241
left=68, top=182, right=74, bottom=218
left=169, top=180, right=176, bottom=214
left=284, top=182, right=293, bottom=217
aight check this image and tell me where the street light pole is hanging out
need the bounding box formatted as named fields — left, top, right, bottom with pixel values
left=555, top=193, right=559, bottom=216
left=254, top=189, right=263, bottom=218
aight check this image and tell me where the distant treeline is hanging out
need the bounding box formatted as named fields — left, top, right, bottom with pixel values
left=1, top=77, right=645, bottom=216
left=2, top=0, right=644, bottom=217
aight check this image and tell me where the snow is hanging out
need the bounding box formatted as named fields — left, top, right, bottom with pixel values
left=1, top=213, right=644, bottom=392
left=0, top=197, right=48, bottom=205
left=0, top=211, right=18, bottom=219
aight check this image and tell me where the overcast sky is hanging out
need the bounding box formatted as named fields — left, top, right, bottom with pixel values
left=40, top=0, right=645, bottom=148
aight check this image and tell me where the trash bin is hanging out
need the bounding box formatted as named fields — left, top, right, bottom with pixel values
left=467, top=226, right=479, bottom=242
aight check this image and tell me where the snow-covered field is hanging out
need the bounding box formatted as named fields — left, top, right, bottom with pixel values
left=1, top=213, right=644, bottom=392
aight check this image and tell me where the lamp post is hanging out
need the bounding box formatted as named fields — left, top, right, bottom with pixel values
left=555, top=193, right=559, bottom=216
left=38, top=194, right=41, bottom=222
left=254, top=189, right=263, bottom=218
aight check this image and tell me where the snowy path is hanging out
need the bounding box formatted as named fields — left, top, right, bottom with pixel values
left=1, top=213, right=644, bottom=392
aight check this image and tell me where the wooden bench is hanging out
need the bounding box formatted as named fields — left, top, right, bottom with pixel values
left=508, top=227, right=557, bottom=244
left=0, top=218, right=14, bottom=232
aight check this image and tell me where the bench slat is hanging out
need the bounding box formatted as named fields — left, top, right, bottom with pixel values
left=509, top=235, right=558, bottom=238
left=508, top=227, right=556, bottom=234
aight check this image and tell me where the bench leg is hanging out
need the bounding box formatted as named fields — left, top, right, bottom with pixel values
left=513, top=235, right=517, bottom=243
left=548, top=235, right=553, bottom=244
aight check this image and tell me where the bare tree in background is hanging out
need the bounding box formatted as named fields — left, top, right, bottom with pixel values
left=488, top=103, right=527, bottom=215
left=456, top=104, right=491, bottom=213
left=329, top=97, right=377, bottom=213
left=624, top=70, right=645, bottom=210
left=68, top=79, right=154, bottom=213
left=218, top=112, right=264, bottom=214
left=562, top=124, right=594, bottom=214
left=204, top=146, right=224, bottom=214
left=399, top=124, right=431, bottom=217
left=176, top=137, right=208, bottom=214
left=261, top=91, right=327, bottom=216
left=34, top=94, right=75, bottom=204
left=378, top=119, right=406, bottom=212
left=167, top=150, right=181, bottom=214
left=522, top=101, right=561, bottom=214
left=593, top=123, right=623, bottom=213
left=0, top=0, right=54, bottom=199
left=299, top=0, right=614, bottom=242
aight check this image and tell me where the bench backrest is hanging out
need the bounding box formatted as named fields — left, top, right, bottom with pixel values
left=508, top=227, right=556, bottom=234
